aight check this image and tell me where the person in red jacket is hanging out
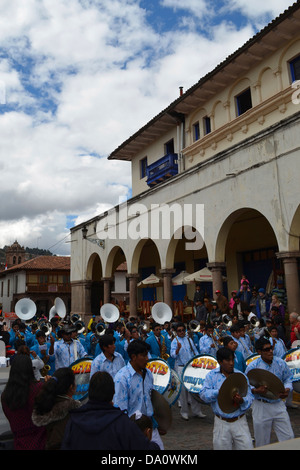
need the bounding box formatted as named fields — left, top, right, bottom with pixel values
left=289, top=312, right=300, bottom=347
left=1, top=354, right=47, bottom=450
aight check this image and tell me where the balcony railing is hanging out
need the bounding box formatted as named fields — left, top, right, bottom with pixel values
left=26, top=283, right=71, bottom=293
left=146, top=153, right=178, bottom=187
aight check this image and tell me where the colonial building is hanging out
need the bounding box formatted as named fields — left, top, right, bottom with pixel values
left=70, top=2, right=300, bottom=319
left=0, top=256, right=71, bottom=317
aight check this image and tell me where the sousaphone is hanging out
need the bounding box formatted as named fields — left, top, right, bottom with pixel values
left=15, top=298, right=37, bottom=321
left=54, top=297, right=67, bottom=319
left=151, top=302, right=172, bottom=325
left=100, top=303, right=120, bottom=324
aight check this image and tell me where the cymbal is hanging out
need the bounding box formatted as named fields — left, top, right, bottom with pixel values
left=247, top=368, right=285, bottom=400
left=151, top=389, right=172, bottom=432
left=218, top=373, right=248, bottom=413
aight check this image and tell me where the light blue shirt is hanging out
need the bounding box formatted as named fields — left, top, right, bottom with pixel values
left=113, top=362, right=154, bottom=418
left=90, top=351, right=125, bottom=379
left=170, top=335, right=198, bottom=366
left=269, top=337, right=287, bottom=358
left=54, top=339, right=87, bottom=369
left=199, top=367, right=254, bottom=419
left=245, top=356, right=293, bottom=403
left=239, top=334, right=253, bottom=357
left=199, top=334, right=217, bottom=357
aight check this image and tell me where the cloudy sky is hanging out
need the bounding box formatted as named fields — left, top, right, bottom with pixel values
left=0, top=0, right=295, bottom=255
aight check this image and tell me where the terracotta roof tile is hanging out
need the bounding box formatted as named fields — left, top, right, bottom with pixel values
left=1, top=256, right=70, bottom=274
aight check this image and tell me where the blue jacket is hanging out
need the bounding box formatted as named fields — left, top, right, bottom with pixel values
left=61, top=401, right=159, bottom=450
left=145, top=332, right=171, bottom=359
left=255, top=296, right=270, bottom=319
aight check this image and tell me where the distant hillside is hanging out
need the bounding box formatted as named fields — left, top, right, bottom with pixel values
left=0, top=246, right=53, bottom=265
left=25, top=247, right=53, bottom=256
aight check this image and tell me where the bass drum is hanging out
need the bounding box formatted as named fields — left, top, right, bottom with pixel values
left=146, top=358, right=181, bottom=406
left=69, top=356, right=93, bottom=402
left=245, top=353, right=260, bottom=366
left=282, top=348, right=300, bottom=393
left=182, top=354, right=218, bottom=403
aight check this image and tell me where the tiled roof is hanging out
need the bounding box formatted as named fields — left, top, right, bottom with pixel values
left=0, top=256, right=70, bottom=275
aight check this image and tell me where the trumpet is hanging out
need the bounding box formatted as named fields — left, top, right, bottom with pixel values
left=71, top=313, right=81, bottom=324
left=41, top=364, right=51, bottom=377
left=74, top=320, right=86, bottom=335
left=189, top=320, right=201, bottom=333
left=95, top=322, right=106, bottom=336
left=37, top=320, right=52, bottom=336
left=137, top=321, right=150, bottom=336
left=211, top=328, right=224, bottom=349
left=222, top=314, right=233, bottom=328
left=160, top=335, right=170, bottom=361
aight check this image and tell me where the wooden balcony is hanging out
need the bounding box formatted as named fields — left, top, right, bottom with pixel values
left=26, top=283, right=71, bottom=293
left=146, top=153, right=178, bottom=187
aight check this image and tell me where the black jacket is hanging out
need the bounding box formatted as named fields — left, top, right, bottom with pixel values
left=61, top=400, right=160, bottom=451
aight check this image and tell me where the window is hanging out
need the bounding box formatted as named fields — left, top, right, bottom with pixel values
left=236, top=88, right=252, bottom=116
left=164, top=139, right=174, bottom=155
left=290, top=55, right=300, bottom=81
left=203, top=116, right=211, bottom=135
left=140, top=157, right=147, bottom=179
left=193, top=122, right=200, bottom=141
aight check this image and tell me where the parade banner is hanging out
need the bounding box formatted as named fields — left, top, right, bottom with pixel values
left=182, top=354, right=218, bottom=394
left=283, top=348, right=300, bottom=392
left=69, top=356, right=93, bottom=401
left=147, top=358, right=181, bottom=406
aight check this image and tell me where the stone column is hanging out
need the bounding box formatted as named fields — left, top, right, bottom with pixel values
left=276, top=252, right=300, bottom=314
left=206, top=262, right=226, bottom=299
left=160, top=268, right=176, bottom=309
left=71, top=280, right=92, bottom=318
left=101, top=277, right=113, bottom=305
left=127, top=273, right=140, bottom=317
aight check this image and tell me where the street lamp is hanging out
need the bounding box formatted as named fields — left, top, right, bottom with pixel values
left=82, top=225, right=105, bottom=249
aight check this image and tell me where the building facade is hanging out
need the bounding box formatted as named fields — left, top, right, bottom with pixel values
left=0, top=256, right=71, bottom=317
left=70, top=3, right=300, bottom=319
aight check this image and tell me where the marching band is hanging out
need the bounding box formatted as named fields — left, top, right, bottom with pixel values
left=0, top=296, right=298, bottom=450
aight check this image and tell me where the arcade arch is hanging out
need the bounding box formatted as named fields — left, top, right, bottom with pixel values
left=215, top=208, right=280, bottom=295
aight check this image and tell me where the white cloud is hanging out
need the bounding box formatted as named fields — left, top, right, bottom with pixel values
left=226, top=0, right=294, bottom=20
left=0, top=0, right=295, bottom=255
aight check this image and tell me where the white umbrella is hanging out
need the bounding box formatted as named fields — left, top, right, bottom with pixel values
left=172, top=271, right=191, bottom=286
left=137, top=273, right=162, bottom=288
left=184, top=267, right=227, bottom=283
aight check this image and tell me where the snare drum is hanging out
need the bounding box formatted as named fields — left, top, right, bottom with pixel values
left=69, top=356, right=93, bottom=401
left=282, top=348, right=300, bottom=393
left=182, top=354, right=218, bottom=396
left=146, top=358, right=181, bottom=406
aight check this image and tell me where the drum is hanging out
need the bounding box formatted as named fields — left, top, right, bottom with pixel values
left=282, top=348, right=300, bottom=393
left=182, top=354, right=218, bottom=398
left=69, top=356, right=93, bottom=401
left=245, top=353, right=260, bottom=366
left=146, top=358, right=181, bottom=406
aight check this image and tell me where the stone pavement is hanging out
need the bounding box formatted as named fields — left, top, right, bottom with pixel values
left=161, top=399, right=300, bottom=451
